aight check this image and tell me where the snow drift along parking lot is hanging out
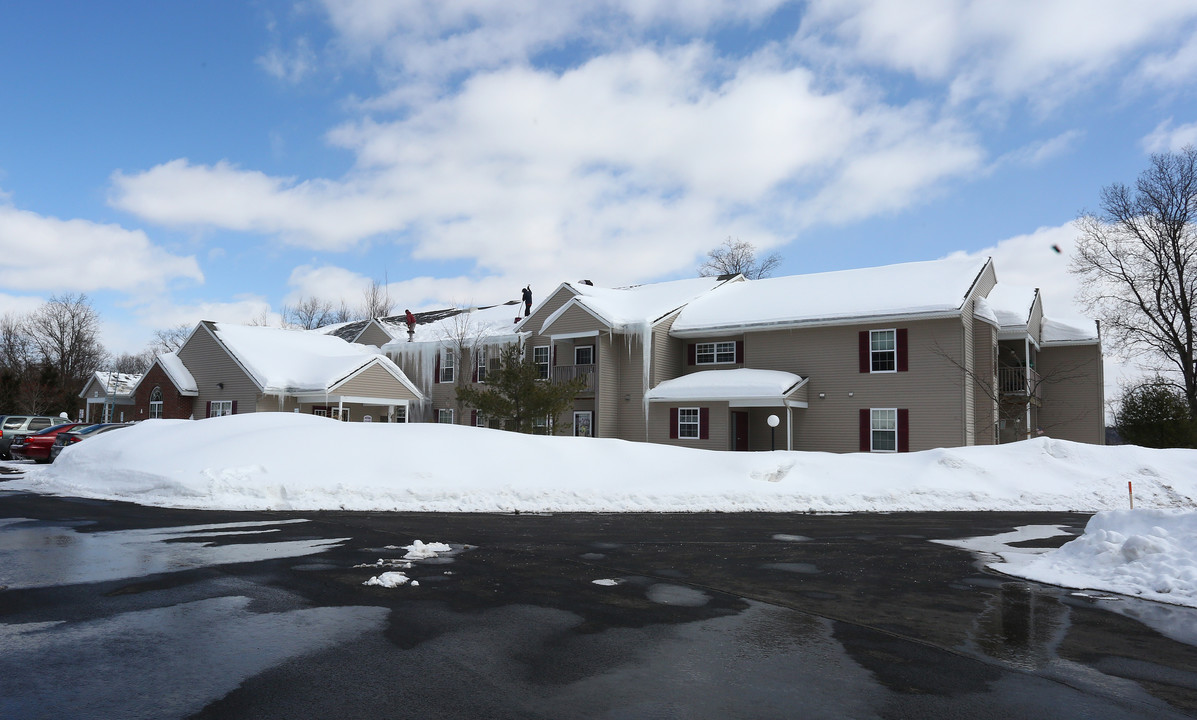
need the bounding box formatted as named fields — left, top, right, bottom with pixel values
left=14, top=413, right=1197, bottom=514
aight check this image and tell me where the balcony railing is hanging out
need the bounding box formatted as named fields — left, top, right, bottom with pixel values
left=551, top=364, right=596, bottom=391
left=998, top=366, right=1042, bottom=400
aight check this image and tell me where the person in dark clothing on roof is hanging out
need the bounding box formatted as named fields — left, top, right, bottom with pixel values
left=521, top=286, right=532, bottom=317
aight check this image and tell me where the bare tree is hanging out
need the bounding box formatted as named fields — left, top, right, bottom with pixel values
left=112, top=350, right=155, bottom=374
left=149, top=324, right=192, bottom=355
left=1072, top=146, right=1197, bottom=421
left=698, top=237, right=782, bottom=279
left=360, top=279, right=395, bottom=320
left=283, top=296, right=336, bottom=329
left=22, top=294, right=105, bottom=414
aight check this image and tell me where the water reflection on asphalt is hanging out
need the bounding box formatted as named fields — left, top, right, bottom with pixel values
left=0, top=518, right=348, bottom=590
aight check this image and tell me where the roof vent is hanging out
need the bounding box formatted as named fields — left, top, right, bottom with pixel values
left=577, top=279, right=594, bottom=286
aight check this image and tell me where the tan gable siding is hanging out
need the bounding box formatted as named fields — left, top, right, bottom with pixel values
left=355, top=324, right=394, bottom=347
left=972, top=319, right=998, bottom=445
left=523, top=285, right=578, bottom=353
left=646, top=401, right=730, bottom=450
left=333, top=363, right=420, bottom=401
left=543, top=304, right=605, bottom=335
left=1028, top=294, right=1044, bottom=346
left=1038, top=344, right=1105, bottom=444
left=745, top=318, right=966, bottom=452
left=974, top=260, right=997, bottom=298
left=615, top=333, right=649, bottom=441
left=178, top=326, right=260, bottom=415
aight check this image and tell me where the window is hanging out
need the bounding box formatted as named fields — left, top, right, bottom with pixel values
left=313, top=408, right=327, bottom=417
left=532, top=415, right=550, bottom=434
left=574, top=411, right=592, bottom=437
left=438, top=409, right=455, bottom=424
left=149, top=386, right=163, bottom=419
left=574, top=345, right=594, bottom=366
left=696, top=341, right=737, bottom=365
left=331, top=407, right=350, bottom=421
left=210, top=400, right=233, bottom=417
left=533, top=346, right=550, bottom=379
left=871, top=408, right=897, bottom=452
left=678, top=407, right=700, bottom=438
left=440, top=349, right=455, bottom=383
left=473, top=411, right=487, bottom=427
left=476, top=348, right=487, bottom=382
left=393, top=406, right=406, bottom=423
left=870, top=330, right=896, bottom=372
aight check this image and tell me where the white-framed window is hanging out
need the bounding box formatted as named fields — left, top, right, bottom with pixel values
left=574, top=411, right=592, bottom=437
left=149, top=386, right=163, bottom=419
left=473, top=411, right=487, bottom=427
left=574, top=345, right=594, bottom=366
left=678, top=407, right=700, bottom=439
left=476, top=348, right=487, bottom=383
left=438, top=408, right=455, bottom=424
left=393, top=406, right=406, bottom=423
left=870, top=330, right=897, bottom=373
left=313, top=408, right=327, bottom=417
left=210, top=400, right=233, bottom=417
left=696, top=341, right=736, bottom=365
left=440, top=348, right=456, bottom=383
left=533, top=345, right=550, bottom=380
left=532, top=415, right=550, bottom=434
left=871, top=408, right=897, bottom=452
left=332, top=407, right=350, bottom=421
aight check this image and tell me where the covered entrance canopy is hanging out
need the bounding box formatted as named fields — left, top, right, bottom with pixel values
left=646, top=369, right=808, bottom=450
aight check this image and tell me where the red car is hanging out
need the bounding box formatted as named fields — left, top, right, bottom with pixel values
left=10, top=423, right=86, bottom=463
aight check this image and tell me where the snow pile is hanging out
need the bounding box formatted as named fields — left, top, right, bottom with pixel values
left=11, top=413, right=1197, bottom=514
left=363, top=572, right=414, bottom=588
left=995, top=510, right=1197, bottom=608
left=402, top=540, right=452, bottom=559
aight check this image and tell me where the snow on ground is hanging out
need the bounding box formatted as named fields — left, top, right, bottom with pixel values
left=5, top=412, right=1197, bottom=604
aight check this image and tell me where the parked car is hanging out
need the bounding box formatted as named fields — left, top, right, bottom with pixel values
left=0, top=415, right=73, bottom=460
left=49, top=423, right=132, bottom=462
left=9, top=423, right=87, bottom=463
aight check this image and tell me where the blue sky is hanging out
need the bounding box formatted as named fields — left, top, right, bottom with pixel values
left=2, top=0, right=1197, bottom=373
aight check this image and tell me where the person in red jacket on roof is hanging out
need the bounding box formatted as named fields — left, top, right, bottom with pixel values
left=404, top=309, right=416, bottom=339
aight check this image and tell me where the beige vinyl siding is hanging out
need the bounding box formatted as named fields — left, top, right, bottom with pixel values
left=679, top=336, right=745, bottom=374
left=652, top=314, right=683, bottom=387
left=614, top=333, right=649, bottom=441
left=974, top=260, right=998, bottom=298
left=542, top=304, right=605, bottom=335
left=646, top=402, right=729, bottom=451
left=596, top=334, right=620, bottom=438
left=80, top=376, right=104, bottom=400
left=523, top=285, right=579, bottom=354
left=332, top=363, right=420, bottom=401
left=1028, top=295, right=1044, bottom=346
left=1037, top=344, right=1105, bottom=444
left=972, top=319, right=999, bottom=445
left=962, top=300, right=976, bottom=445
left=746, top=318, right=966, bottom=452
left=355, top=324, right=394, bottom=347
left=178, top=325, right=260, bottom=415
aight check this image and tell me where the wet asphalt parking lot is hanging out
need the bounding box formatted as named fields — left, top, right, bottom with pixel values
left=2, top=481, right=1197, bottom=719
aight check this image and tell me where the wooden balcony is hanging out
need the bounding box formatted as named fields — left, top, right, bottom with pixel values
left=998, top=366, right=1042, bottom=403
left=551, top=364, right=596, bottom=391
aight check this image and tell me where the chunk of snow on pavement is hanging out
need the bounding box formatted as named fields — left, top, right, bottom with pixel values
left=403, top=540, right=452, bottom=559
left=592, top=579, right=621, bottom=586
left=772, top=534, right=812, bottom=542
left=363, top=572, right=411, bottom=588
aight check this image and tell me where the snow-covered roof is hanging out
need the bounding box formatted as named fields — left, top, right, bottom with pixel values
left=541, top=276, right=735, bottom=334
left=80, top=371, right=142, bottom=398
left=209, top=322, right=414, bottom=394
left=671, top=257, right=991, bottom=336
left=646, top=369, right=806, bottom=404
left=1041, top=317, right=1100, bottom=345
left=382, top=302, right=526, bottom=349
left=985, top=283, right=1038, bottom=328
left=972, top=296, right=999, bottom=327
left=156, top=352, right=198, bottom=395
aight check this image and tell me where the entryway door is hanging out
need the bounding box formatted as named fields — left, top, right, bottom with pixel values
left=732, top=411, right=749, bottom=451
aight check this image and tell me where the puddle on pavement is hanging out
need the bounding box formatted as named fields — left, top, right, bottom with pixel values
left=761, top=562, right=820, bottom=574
left=646, top=583, right=710, bottom=607
left=0, top=518, right=348, bottom=590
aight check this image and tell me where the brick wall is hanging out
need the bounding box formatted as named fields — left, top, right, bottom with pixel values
left=131, top=363, right=196, bottom=420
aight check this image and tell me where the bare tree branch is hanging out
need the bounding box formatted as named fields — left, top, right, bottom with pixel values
left=698, top=237, right=783, bottom=279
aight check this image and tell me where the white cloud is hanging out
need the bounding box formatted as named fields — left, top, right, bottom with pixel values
left=0, top=202, right=203, bottom=295
left=1142, top=119, right=1197, bottom=153
left=133, top=296, right=279, bottom=331
left=257, top=37, right=318, bottom=84
left=1137, top=32, right=1197, bottom=88
left=991, top=129, right=1084, bottom=169
left=112, top=46, right=983, bottom=285
left=0, top=292, right=46, bottom=318
left=799, top=0, right=1197, bottom=108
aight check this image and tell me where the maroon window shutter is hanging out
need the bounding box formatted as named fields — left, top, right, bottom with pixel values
left=231, top=401, right=238, bottom=415
left=206, top=401, right=212, bottom=419
left=859, top=331, right=870, bottom=373
left=687, top=344, right=696, bottom=366
left=434, top=353, right=441, bottom=384
left=699, top=408, right=709, bottom=440
left=735, top=341, right=744, bottom=364
left=896, top=328, right=908, bottom=372
left=471, top=410, right=477, bottom=426
left=859, top=409, right=870, bottom=451
left=669, top=408, right=678, bottom=439
left=897, top=409, right=909, bottom=452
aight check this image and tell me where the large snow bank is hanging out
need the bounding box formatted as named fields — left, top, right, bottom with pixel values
left=994, top=510, right=1197, bottom=608
left=11, top=413, right=1197, bottom=514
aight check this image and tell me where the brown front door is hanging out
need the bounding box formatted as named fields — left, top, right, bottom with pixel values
left=732, top=411, right=749, bottom=451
